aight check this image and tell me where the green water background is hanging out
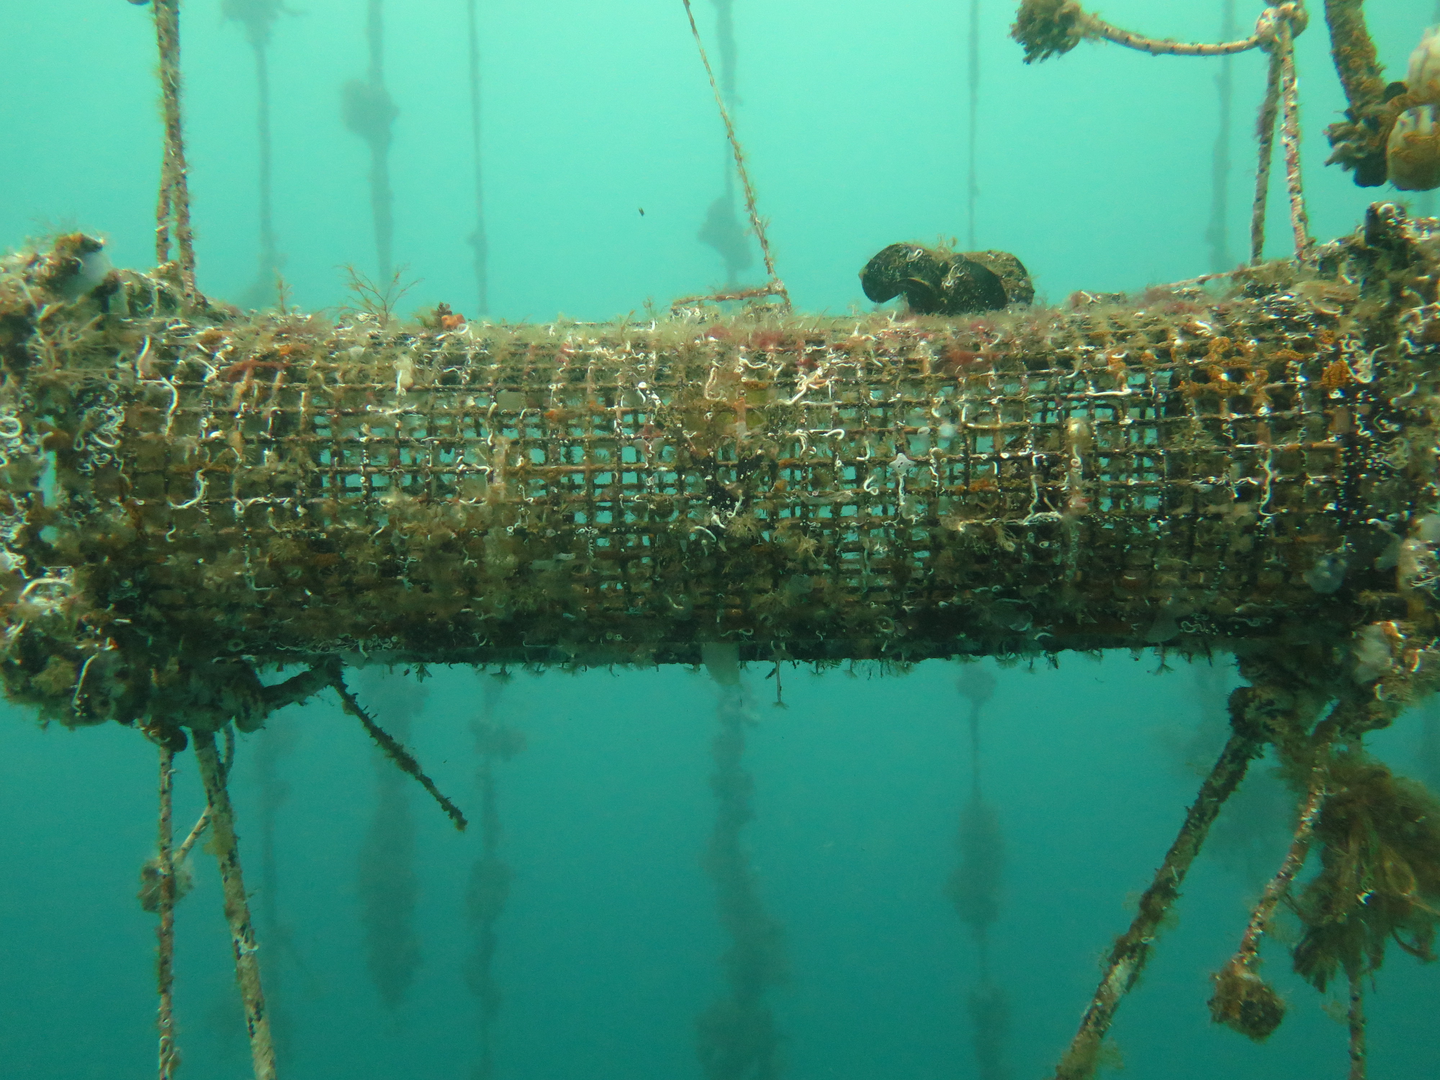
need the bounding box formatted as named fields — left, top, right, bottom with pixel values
left=1, top=3, right=1439, bottom=1079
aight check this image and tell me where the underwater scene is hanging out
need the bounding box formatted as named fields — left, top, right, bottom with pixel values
left=3, top=1, right=1440, bottom=1078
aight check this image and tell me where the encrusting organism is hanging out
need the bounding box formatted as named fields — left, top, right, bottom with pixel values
left=1288, top=752, right=1440, bottom=1076
left=1384, top=28, right=1440, bottom=192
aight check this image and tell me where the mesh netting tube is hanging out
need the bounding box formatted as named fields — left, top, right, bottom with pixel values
left=0, top=207, right=1436, bottom=724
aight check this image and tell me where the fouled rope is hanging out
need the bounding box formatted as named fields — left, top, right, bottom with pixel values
left=1253, top=6, right=1313, bottom=262
left=194, top=729, right=277, bottom=1080
left=1055, top=716, right=1266, bottom=1080
left=1208, top=711, right=1337, bottom=1042
left=330, top=668, right=469, bottom=831
left=680, top=0, right=789, bottom=311
left=154, top=745, right=179, bottom=1080
left=1013, top=2, right=1313, bottom=263
left=148, top=0, right=197, bottom=293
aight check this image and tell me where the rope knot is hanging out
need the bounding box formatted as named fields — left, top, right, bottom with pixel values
left=1255, top=3, right=1307, bottom=51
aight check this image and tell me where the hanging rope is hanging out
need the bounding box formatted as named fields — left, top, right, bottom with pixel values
left=154, top=744, right=179, bottom=1080
left=1254, top=6, right=1313, bottom=261
left=149, top=0, right=197, bottom=293
left=1208, top=704, right=1343, bottom=1043
left=679, top=0, right=789, bottom=311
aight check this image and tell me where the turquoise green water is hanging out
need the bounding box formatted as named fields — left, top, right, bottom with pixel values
left=2, top=3, right=1439, bottom=1078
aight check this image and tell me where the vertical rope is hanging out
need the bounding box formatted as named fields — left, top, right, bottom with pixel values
left=1250, top=47, right=1282, bottom=263
left=356, top=677, right=422, bottom=1011
left=696, top=0, right=754, bottom=288
left=194, top=729, right=277, bottom=1080
left=1250, top=6, right=1310, bottom=263
left=1275, top=20, right=1312, bottom=260
left=465, top=0, right=488, bottom=315
left=253, top=710, right=296, bottom=1053
left=152, top=0, right=197, bottom=292
left=966, top=0, right=980, bottom=250
left=155, top=745, right=179, bottom=1080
